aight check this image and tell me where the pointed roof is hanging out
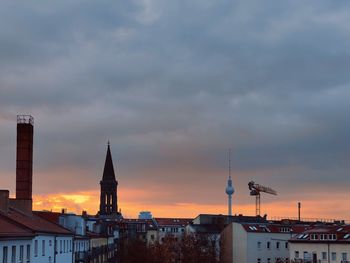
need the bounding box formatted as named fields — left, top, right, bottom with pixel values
left=102, top=143, right=116, bottom=181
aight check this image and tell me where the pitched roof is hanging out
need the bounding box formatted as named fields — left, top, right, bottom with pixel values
left=121, top=219, right=158, bottom=230
left=0, top=214, right=34, bottom=238
left=290, top=225, right=350, bottom=243
left=102, top=144, right=116, bottom=181
left=34, top=211, right=61, bottom=224
left=154, top=218, right=193, bottom=227
left=3, top=207, right=73, bottom=235
left=240, top=223, right=309, bottom=234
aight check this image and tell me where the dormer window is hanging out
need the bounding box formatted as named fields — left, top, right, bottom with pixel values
left=310, top=234, right=319, bottom=240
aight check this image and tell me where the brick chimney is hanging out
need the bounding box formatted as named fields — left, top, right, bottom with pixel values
left=16, top=115, right=34, bottom=200
left=12, top=115, right=34, bottom=214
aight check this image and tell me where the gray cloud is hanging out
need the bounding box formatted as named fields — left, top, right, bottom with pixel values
left=0, top=0, right=350, bottom=215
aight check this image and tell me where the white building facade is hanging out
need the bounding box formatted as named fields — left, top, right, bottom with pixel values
left=221, top=221, right=309, bottom=263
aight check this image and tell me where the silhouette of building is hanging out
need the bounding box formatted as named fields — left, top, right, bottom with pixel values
left=99, top=143, right=122, bottom=218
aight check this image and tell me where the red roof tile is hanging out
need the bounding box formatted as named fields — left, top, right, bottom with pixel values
left=154, top=218, right=192, bottom=227
left=34, top=211, right=61, bottom=224
left=0, top=214, right=34, bottom=238
left=240, top=223, right=309, bottom=234
left=3, top=207, right=73, bottom=235
left=290, top=225, right=350, bottom=243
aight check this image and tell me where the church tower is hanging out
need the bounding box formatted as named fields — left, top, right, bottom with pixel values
left=99, top=142, right=118, bottom=216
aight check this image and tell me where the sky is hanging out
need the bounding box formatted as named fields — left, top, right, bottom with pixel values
left=0, top=0, right=350, bottom=220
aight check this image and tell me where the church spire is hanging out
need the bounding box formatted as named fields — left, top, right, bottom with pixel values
left=99, top=142, right=119, bottom=216
left=102, top=142, right=116, bottom=181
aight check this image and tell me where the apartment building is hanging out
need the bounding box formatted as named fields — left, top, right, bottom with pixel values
left=289, top=225, right=350, bottom=263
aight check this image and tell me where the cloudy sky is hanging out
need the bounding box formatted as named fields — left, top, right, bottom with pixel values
left=0, top=0, right=349, bottom=219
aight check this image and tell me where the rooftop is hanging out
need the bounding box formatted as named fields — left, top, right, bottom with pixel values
left=154, top=218, right=193, bottom=227
left=1, top=207, right=73, bottom=235
left=290, top=225, right=350, bottom=243
left=0, top=214, right=34, bottom=239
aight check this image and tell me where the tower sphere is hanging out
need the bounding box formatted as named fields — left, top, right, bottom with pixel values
left=226, top=176, right=235, bottom=195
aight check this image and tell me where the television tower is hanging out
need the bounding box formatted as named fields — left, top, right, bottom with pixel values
left=225, top=149, right=235, bottom=216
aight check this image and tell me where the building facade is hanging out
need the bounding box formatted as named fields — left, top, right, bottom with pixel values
left=289, top=225, right=350, bottom=263
left=221, top=220, right=309, bottom=263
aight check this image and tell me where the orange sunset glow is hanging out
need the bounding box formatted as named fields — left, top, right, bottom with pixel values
left=32, top=189, right=350, bottom=220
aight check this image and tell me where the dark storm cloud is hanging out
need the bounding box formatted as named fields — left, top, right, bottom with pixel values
left=1, top=0, right=350, bottom=208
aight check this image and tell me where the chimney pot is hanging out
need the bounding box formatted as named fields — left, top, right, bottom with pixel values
left=0, top=190, right=9, bottom=213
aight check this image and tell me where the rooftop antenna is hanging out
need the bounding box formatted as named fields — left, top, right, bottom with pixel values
left=225, top=149, right=235, bottom=216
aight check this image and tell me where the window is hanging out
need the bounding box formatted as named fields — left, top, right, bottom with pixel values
left=310, top=234, right=319, bottom=240
left=322, top=252, right=327, bottom=260
left=276, top=242, right=280, bottom=249
left=34, top=240, right=38, bottom=257
left=257, top=258, right=261, bottom=263
left=249, top=226, right=258, bottom=231
left=60, top=240, right=62, bottom=253
left=64, top=240, right=66, bottom=253
left=19, top=246, right=24, bottom=263
left=3, top=246, right=8, bottom=263
left=49, top=240, right=52, bottom=246
left=342, top=253, right=348, bottom=260
left=11, top=246, right=16, bottom=263
left=42, top=240, right=45, bottom=256
left=294, top=251, right=299, bottom=259
left=48, top=257, right=51, bottom=263
left=257, top=241, right=261, bottom=249
left=331, top=252, right=336, bottom=261
left=267, top=242, right=270, bottom=249
left=267, top=258, right=271, bottom=263
left=151, top=234, right=155, bottom=240
left=285, top=242, right=288, bottom=249
left=26, top=245, right=30, bottom=262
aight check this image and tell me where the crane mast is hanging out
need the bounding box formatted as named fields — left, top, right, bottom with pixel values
left=248, top=181, right=277, bottom=216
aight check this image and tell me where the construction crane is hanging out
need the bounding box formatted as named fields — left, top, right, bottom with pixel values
left=248, top=181, right=277, bottom=216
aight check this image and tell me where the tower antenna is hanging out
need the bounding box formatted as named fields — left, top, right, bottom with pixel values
left=228, top=148, right=231, bottom=178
